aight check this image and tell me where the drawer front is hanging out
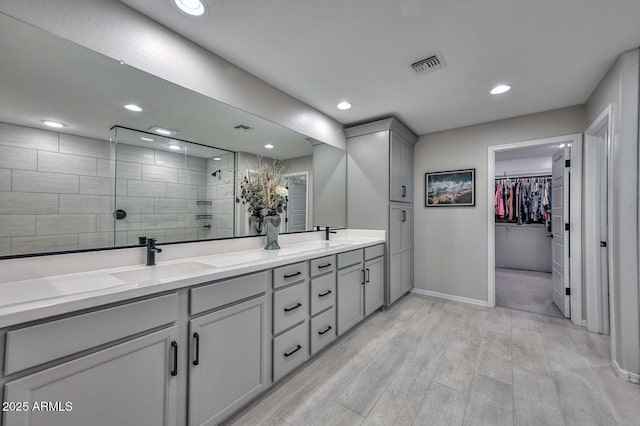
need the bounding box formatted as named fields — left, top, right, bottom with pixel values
left=273, top=262, right=309, bottom=289
left=310, top=273, right=336, bottom=317
left=190, top=271, right=268, bottom=315
left=273, top=281, right=309, bottom=335
left=364, top=244, right=385, bottom=261
left=310, top=308, right=336, bottom=356
left=310, top=255, right=336, bottom=278
left=337, top=249, right=363, bottom=269
left=5, top=293, right=178, bottom=375
left=273, top=321, right=309, bottom=382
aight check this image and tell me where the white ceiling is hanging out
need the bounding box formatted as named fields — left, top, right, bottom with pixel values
left=122, top=0, right=640, bottom=135
left=0, top=13, right=313, bottom=159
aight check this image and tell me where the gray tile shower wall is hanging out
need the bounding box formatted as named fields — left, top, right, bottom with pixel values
left=0, top=122, right=234, bottom=256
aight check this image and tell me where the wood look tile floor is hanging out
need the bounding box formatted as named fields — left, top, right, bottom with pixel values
left=226, top=295, right=640, bottom=426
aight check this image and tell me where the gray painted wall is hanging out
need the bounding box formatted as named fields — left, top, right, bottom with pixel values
left=413, top=105, right=585, bottom=302
left=585, top=48, right=640, bottom=376
left=0, top=0, right=345, bottom=150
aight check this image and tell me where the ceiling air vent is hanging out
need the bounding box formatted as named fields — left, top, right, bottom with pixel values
left=234, top=124, right=252, bottom=131
left=410, top=52, right=446, bottom=74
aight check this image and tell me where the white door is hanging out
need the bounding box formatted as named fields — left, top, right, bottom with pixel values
left=551, top=148, right=570, bottom=317
left=597, top=128, right=610, bottom=334
left=283, top=174, right=308, bottom=233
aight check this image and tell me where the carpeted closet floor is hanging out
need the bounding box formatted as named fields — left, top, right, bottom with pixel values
left=496, top=267, right=563, bottom=318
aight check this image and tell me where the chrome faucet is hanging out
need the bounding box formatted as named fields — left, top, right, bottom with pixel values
left=146, top=238, right=163, bottom=266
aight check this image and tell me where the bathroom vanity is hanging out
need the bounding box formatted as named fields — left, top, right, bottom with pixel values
left=0, top=234, right=385, bottom=426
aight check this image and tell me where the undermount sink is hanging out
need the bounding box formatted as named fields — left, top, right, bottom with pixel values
left=205, top=252, right=268, bottom=268
left=110, top=262, right=213, bottom=283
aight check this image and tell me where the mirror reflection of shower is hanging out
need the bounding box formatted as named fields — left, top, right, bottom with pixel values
left=111, top=127, right=236, bottom=244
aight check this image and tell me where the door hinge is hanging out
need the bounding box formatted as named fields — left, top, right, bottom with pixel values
left=565, top=159, right=571, bottom=167
left=564, top=223, right=570, bottom=231
left=565, top=288, right=571, bottom=296
left=600, top=241, right=607, bottom=248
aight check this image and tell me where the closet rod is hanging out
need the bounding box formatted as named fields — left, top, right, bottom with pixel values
left=494, top=173, right=552, bottom=180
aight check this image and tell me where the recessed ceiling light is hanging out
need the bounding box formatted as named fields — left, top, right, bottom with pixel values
left=169, top=145, right=181, bottom=151
left=174, top=0, right=205, bottom=16
left=264, top=144, right=275, bottom=149
left=490, top=84, right=511, bottom=95
left=149, top=126, right=177, bottom=136
left=337, top=101, right=352, bottom=110
left=43, top=120, right=65, bottom=128
left=157, top=161, right=164, bottom=164
left=124, top=104, right=143, bottom=112
left=140, top=137, right=154, bottom=142
left=213, top=157, right=222, bottom=161
left=559, top=144, right=566, bottom=148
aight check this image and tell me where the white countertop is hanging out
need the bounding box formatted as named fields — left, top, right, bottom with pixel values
left=0, top=236, right=384, bottom=328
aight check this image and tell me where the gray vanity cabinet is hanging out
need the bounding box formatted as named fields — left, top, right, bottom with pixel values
left=346, top=118, right=417, bottom=307
left=3, top=326, right=179, bottom=426
left=188, top=294, right=269, bottom=426
left=364, top=255, right=385, bottom=317
left=390, top=133, right=414, bottom=203
left=337, top=262, right=365, bottom=336
left=390, top=204, right=413, bottom=303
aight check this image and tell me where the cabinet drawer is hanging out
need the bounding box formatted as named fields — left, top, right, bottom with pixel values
left=310, top=255, right=335, bottom=277
left=364, top=244, right=385, bottom=260
left=337, top=249, right=363, bottom=269
left=273, top=281, right=309, bottom=335
left=273, top=262, right=308, bottom=289
left=310, top=273, right=336, bottom=317
left=190, top=271, right=268, bottom=315
left=310, top=308, right=336, bottom=356
left=4, top=293, right=178, bottom=375
left=273, top=321, right=309, bottom=382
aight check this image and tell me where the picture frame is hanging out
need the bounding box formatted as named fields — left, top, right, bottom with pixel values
left=425, top=168, right=476, bottom=207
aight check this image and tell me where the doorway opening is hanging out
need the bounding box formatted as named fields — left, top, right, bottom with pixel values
left=281, top=172, right=309, bottom=233
left=584, top=106, right=613, bottom=337
left=488, top=134, right=583, bottom=325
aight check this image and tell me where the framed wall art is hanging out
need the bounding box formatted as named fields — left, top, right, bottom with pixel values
left=425, top=169, right=475, bottom=207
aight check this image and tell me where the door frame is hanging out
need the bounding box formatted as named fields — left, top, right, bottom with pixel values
left=282, top=171, right=310, bottom=233
left=487, top=133, right=583, bottom=326
left=584, top=106, right=615, bottom=340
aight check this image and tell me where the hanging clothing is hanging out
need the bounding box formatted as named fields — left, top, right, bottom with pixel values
left=495, top=176, right=552, bottom=226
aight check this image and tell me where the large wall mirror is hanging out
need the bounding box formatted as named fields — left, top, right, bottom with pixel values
left=0, top=13, right=346, bottom=257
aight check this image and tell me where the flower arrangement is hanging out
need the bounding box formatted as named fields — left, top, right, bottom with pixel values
left=239, top=160, right=288, bottom=218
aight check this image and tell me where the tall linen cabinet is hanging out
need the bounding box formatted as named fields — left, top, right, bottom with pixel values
left=346, top=118, right=417, bottom=306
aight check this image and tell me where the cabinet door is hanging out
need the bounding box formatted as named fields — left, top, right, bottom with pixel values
left=401, top=140, right=413, bottom=203
left=390, top=133, right=404, bottom=202
left=189, top=296, right=269, bottom=426
left=400, top=206, right=413, bottom=293
left=400, top=250, right=413, bottom=293
left=401, top=205, right=413, bottom=251
left=4, top=327, right=179, bottom=426
left=389, top=205, right=403, bottom=305
left=337, top=263, right=365, bottom=336
left=364, top=256, right=384, bottom=316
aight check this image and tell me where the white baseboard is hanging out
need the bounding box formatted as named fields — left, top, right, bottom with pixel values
left=612, top=360, right=640, bottom=384
left=410, top=288, right=489, bottom=307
